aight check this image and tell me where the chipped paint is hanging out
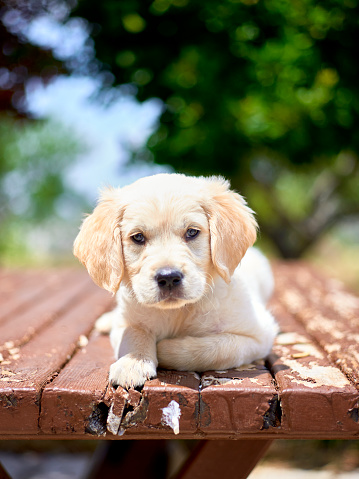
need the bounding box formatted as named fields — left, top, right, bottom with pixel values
left=161, top=400, right=181, bottom=435
left=325, top=343, right=341, bottom=354
left=234, top=361, right=264, bottom=371
left=201, top=375, right=244, bottom=388
left=8, top=348, right=19, bottom=355
left=107, top=403, right=123, bottom=435
left=284, top=360, right=351, bottom=389
left=281, top=290, right=306, bottom=313
left=249, top=377, right=271, bottom=386
left=276, top=332, right=309, bottom=346
left=325, top=291, right=359, bottom=317
left=78, top=335, right=88, bottom=348
left=306, top=314, right=346, bottom=340
left=121, top=396, right=149, bottom=429
left=1, top=369, right=15, bottom=376
left=292, top=343, right=324, bottom=360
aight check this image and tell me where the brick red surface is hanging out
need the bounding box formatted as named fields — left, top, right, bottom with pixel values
left=1, top=265, right=358, bottom=440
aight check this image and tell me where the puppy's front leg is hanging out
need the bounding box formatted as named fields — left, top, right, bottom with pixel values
left=109, top=326, right=158, bottom=389
left=157, top=333, right=273, bottom=372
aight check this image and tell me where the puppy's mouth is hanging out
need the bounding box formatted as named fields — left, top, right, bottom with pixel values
left=131, top=267, right=205, bottom=309
left=150, top=268, right=190, bottom=309
left=156, top=286, right=188, bottom=308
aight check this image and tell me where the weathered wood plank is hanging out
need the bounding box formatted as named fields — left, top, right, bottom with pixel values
left=199, top=364, right=278, bottom=436
left=268, top=298, right=359, bottom=436
left=40, top=331, right=113, bottom=436
left=1, top=266, right=359, bottom=441
left=0, top=285, right=112, bottom=436
left=0, top=270, right=43, bottom=318
left=274, top=263, right=359, bottom=388
left=0, top=271, right=92, bottom=353
left=41, top=337, right=278, bottom=438
left=176, top=440, right=273, bottom=479
left=118, top=370, right=200, bottom=437
left=0, top=269, right=72, bottom=325
left=42, top=325, right=201, bottom=438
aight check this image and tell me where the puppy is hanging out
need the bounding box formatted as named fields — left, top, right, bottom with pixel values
left=74, top=174, right=277, bottom=388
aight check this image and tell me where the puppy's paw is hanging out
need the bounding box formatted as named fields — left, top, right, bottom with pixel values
left=109, top=355, right=157, bottom=389
left=95, top=311, right=114, bottom=334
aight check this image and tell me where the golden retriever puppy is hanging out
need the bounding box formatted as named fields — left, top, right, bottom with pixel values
left=74, top=174, right=277, bottom=388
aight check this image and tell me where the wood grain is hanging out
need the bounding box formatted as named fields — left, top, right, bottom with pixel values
left=0, top=278, right=113, bottom=436
left=1, top=265, right=358, bottom=440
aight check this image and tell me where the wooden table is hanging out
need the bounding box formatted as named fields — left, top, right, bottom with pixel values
left=0, top=264, right=358, bottom=478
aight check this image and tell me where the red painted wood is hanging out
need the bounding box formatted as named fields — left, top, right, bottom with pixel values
left=175, top=440, right=273, bottom=479
left=0, top=462, right=12, bottom=479
left=0, top=283, right=113, bottom=436
left=199, top=365, right=278, bottom=436
left=1, top=265, right=359, bottom=441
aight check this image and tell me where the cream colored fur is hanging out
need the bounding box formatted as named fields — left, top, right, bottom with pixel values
left=74, top=174, right=277, bottom=388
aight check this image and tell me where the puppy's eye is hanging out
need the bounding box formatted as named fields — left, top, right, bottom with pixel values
left=131, top=233, right=145, bottom=245
left=185, top=228, right=200, bottom=240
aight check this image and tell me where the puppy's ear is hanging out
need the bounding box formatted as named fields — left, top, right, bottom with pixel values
left=204, top=177, right=257, bottom=283
left=73, top=188, right=124, bottom=294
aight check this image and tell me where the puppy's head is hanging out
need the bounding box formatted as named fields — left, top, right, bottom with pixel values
left=74, top=174, right=257, bottom=308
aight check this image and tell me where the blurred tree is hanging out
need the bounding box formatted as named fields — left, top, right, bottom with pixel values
left=0, top=1, right=87, bottom=264
left=0, top=117, right=84, bottom=263
left=0, top=0, right=68, bottom=116
left=67, top=0, right=359, bottom=258
left=1, top=0, right=358, bottom=258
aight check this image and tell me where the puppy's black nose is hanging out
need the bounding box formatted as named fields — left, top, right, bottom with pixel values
left=155, top=268, right=183, bottom=288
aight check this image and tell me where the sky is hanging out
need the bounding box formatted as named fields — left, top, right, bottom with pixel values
left=27, top=75, right=167, bottom=203
left=24, top=12, right=170, bottom=204
left=11, top=11, right=172, bottom=258
left=23, top=74, right=170, bottom=258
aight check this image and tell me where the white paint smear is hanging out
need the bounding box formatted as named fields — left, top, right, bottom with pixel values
left=161, top=400, right=181, bottom=435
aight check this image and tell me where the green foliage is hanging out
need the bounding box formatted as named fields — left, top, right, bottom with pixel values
left=73, top=0, right=359, bottom=172
left=70, top=0, right=359, bottom=257
left=0, top=117, right=84, bottom=263
left=2, top=0, right=358, bottom=258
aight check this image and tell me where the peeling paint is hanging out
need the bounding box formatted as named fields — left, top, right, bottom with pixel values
left=276, top=332, right=309, bottom=346
left=326, top=291, right=359, bottom=317
left=325, top=344, right=341, bottom=354
left=248, top=377, right=271, bottom=386
left=233, top=361, right=264, bottom=371
left=201, top=375, right=243, bottom=388
left=281, top=290, right=306, bottom=313
left=161, top=400, right=181, bottom=435
left=284, top=360, right=351, bottom=389
left=292, top=344, right=324, bottom=360
left=77, top=335, right=88, bottom=348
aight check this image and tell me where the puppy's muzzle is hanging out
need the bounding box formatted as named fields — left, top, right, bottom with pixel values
left=155, top=268, right=184, bottom=290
